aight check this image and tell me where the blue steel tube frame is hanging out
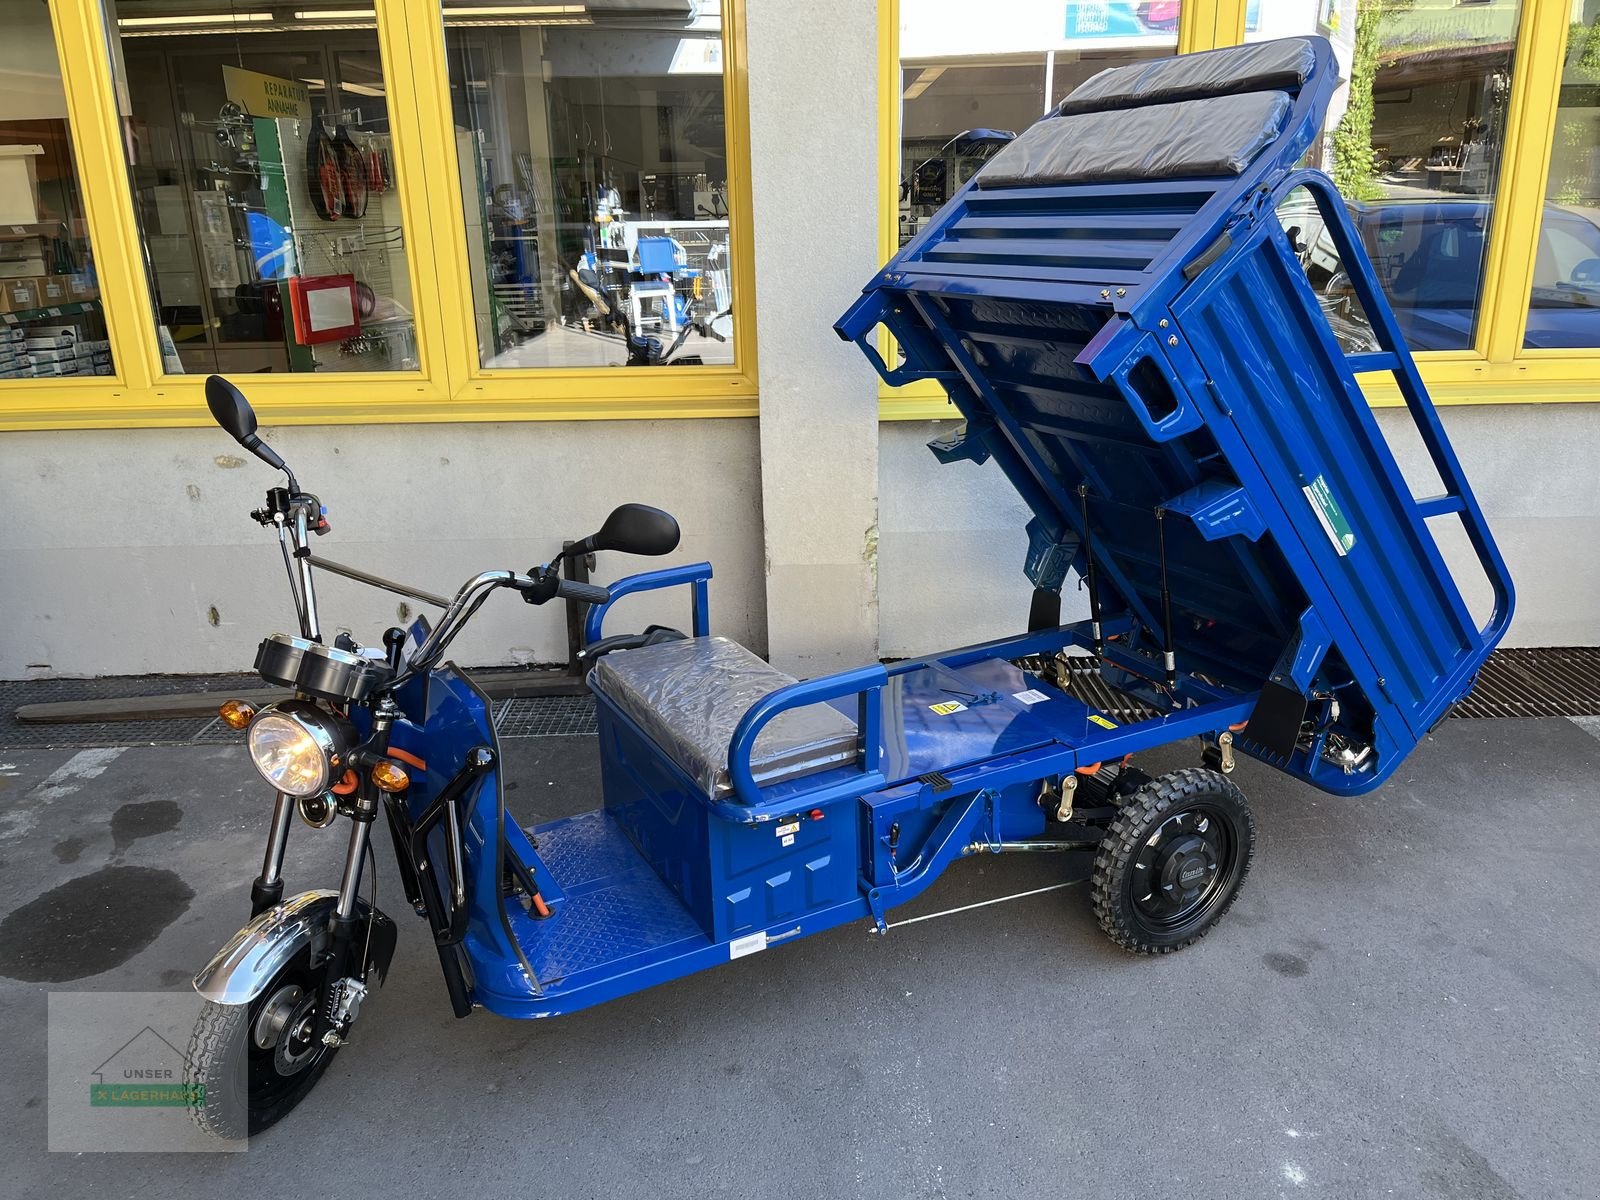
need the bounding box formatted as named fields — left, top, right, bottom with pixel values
left=583, top=562, right=713, bottom=645
left=1266, top=168, right=1513, bottom=648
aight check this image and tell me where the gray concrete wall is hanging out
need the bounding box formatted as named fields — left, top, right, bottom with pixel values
left=877, top=405, right=1600, bottom=656
left=0, top=419, right=765, bottom=678
left=745, top=0, right=881, bottom=676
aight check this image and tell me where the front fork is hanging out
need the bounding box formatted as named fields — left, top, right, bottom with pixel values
left=315, top=809, right=375, bottom=1044
left=249, top=791, right=295, bottom=917
left=248, top=706, right=392, bottom=1044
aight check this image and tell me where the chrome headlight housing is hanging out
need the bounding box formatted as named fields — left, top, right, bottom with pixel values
left=246, top=701, right=351, bottom=797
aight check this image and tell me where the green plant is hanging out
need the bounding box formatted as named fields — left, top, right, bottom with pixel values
left=1332, top=0, right=1386, bottom=201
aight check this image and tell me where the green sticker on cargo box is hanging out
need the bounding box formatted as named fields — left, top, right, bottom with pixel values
left=1303, top=474, right=1356, bottom=556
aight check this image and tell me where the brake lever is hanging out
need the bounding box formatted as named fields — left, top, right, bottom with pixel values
left=578, top=625, right=688, bottom=663
left=577, top=633, right=651, bottom=662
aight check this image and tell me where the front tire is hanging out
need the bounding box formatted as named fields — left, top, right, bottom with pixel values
left=1091, top=767, right=1255, bottom=954
left=186, top=950, right=339, bottom=1139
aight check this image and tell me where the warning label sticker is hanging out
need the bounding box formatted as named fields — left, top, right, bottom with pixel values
left=929, top=700, right=967, bottom=715
left=1088, top=714, right=1118, bottom=730
left=1303, top=474, right=1357, bottom=557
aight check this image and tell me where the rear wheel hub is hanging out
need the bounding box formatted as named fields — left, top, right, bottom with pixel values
left=1133, top=809, right=1230, bottom=928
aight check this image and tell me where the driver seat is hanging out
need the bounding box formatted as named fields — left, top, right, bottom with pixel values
left=589, top=636, right=859, bottom=802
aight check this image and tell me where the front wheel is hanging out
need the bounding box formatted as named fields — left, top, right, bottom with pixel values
left=1090, top=767, right=1255, bottom=954
left=186, top=950, right=339, bottom=1139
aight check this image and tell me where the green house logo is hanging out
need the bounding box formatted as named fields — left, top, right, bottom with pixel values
left=89, top=1027, right=203, bottom=1108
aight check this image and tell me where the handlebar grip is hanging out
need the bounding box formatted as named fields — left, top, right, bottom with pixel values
left=556, top=579, right=611, bottom=606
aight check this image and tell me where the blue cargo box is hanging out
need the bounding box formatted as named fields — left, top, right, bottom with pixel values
left=837, top=36, right=1513, bottom=795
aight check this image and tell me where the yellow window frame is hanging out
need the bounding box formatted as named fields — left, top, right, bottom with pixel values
left=1, top=0, right=758, bottom=430
left=877, top=0, right=1595, bottom=419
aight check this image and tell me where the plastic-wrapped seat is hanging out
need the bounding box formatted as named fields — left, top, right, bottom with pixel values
left=589, top=637, right=859, bottom=800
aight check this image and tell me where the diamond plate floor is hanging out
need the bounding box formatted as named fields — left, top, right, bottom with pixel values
left=510, top=809, right=706, bottom=986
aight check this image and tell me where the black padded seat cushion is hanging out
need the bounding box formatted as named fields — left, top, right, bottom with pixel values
left=1058, top=38, right=1316, bottom=114
left=976, top=90, right=1292, bottom=187
left=589, top=635, right=859, bottom=801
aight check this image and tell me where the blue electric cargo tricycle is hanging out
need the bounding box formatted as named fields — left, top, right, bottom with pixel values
left=188, top=36, right=1513, bottom=1137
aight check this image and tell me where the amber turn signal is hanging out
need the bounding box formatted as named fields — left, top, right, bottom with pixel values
left=218, top=699, right=257, bottom=730
left=371, top=760, right=411, bottom=793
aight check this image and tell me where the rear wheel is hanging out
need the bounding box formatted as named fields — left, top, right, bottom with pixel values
left=1090, top=767, right=1254, bottom=954
left=186, top=950, right=339, bottom=1139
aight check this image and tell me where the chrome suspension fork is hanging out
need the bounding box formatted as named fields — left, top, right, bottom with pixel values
left=250, top=791, right=295, bottom=916
left=334, top=702, right=392, bottom=921
left=334, top=819, right=374, bottom=921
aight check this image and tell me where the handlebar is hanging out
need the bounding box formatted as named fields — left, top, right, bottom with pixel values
left=253, top=487, right=615, bottom=681
left=402, top=566, right=612, bottom=679
left=553, top=578, right=611, bottom=606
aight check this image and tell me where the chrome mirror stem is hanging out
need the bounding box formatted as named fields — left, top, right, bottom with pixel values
left=294, top=509, right=322, bottom=643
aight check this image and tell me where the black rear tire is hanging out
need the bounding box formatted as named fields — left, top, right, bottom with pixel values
left=186, top=950, right=339, bottom=1139
left=1091, top=767, right=1254, bottom=954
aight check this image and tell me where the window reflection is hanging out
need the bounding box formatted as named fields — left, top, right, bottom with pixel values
left=1525, top=1, right=1600, bottom=349
left=444, top=1, right=734, bottom=370
left=899, top=1, right=1184, bottom=249
left=0, top=1, right=114, bottom=381
left=106, top=1, right=419, bottom=374
left=1264, top=0, right=1522, bottom=353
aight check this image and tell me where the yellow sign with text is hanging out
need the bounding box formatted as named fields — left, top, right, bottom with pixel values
left=222, top=65, right=311, bottom=121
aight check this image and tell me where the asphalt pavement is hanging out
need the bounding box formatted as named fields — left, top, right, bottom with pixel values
left=0, top=715, right=1595, bottom=1199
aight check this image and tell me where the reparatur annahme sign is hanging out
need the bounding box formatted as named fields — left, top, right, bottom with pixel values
left=222, top=65, right=311, bottom=121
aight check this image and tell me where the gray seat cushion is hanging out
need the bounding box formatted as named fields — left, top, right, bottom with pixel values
left=590, top=636, right=859, bottom=801
left=975, top=36, right=1314, bottom=189
left=976, top=90, right=1292, bottom=187
left=1057, top=38, right=1316, bottom=114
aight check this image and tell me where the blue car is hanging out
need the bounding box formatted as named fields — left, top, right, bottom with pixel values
left=1284, top=197, right=1600, bottom=352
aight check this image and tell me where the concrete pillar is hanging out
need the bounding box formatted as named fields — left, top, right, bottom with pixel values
left=745, top=0, right=881, bottom=675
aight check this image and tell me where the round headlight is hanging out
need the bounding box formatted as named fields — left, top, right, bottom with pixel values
left=247, top=709, right=337, bottom=797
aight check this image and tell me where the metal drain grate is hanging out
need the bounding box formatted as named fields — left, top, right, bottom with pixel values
left=1453, top=646, right=1600, bottom=719
left=5, top=647, right=1598, bottom=751
left=495, top=696, right=598, bottom=738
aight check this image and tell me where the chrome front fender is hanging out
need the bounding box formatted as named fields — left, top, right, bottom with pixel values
left=193, top=889, right=397, bottom=1006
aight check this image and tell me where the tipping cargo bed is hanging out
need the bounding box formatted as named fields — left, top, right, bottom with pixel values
left=837, top=36, right=1513, bottom=795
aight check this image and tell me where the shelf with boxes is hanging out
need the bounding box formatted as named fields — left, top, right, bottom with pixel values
left=0, top=323, right=112, bottom=382
left=0, top=224, right=108, bottom=379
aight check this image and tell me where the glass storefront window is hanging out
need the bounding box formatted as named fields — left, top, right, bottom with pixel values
left=899, top=1, right=1184, bottom=250
left=105, top=1, right=419, bottom=374
left=442, top=0, right=734, bottom=370
left=0, top=1, right=115, bottom=382
left=1525, top=2, right=1600, bottom=349
left=1262, top=0, right=1522, bottom=354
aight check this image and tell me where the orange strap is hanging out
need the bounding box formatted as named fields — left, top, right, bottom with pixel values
left=388, top=746, right=427, bottom=771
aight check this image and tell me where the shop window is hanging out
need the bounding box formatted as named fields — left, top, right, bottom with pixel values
left=1256, top=0, right=1523, bottom=354
left=441, top=0, right=734, bottom=370
left=898, top=1, right=1185, bottom=250
left=1525, top=2, right=1600, bottom=349
left=0, top=2, right=114, bottom=382
left=104, top=2, right=418, bottom=375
